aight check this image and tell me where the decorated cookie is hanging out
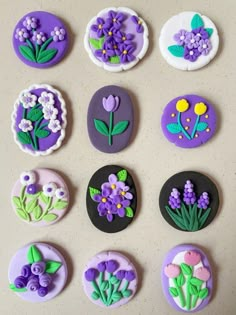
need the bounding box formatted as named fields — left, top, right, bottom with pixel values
left=11, top=169, right=69, bottom=226
left=83, top=251, right=138, bottom=308
left=159, top=171, right=219, bottom=232
left=9, top=243, right=68, bottom=302
left=86, top=165, right=137, bottom=233
left=159, top=12, right=219, bottom=70
left=84, top=7, right=149, bottom=71
left=162, top=244, right=213, bottom=312
left=161, top=95, right=217, bottom=148
left=13, top=11, right=68, bottom=68
left=87, top=86, right=134, bottom=153
left=11, top=84, right=67, bottom=156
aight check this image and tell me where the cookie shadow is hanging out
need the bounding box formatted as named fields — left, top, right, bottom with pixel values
left=126, top=165, right=142, bottom=222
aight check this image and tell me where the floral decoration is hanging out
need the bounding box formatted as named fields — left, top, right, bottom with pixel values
left=85, top=259, right=136, bottom=306
left=89, top=169, right=134, bottom=222
left=9, top=245, right=62, bottom=297
left=168, top=14, right=213, bottom=62
left=12, top=171, right=68, bottom=223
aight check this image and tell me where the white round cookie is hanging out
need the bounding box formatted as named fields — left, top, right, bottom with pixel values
left=159, top=12, right=219, bottom=70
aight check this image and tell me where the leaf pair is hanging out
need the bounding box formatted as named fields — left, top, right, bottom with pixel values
left=94, top=119, right=129, bottom=136
left=166, top=122, right=208, bottom=136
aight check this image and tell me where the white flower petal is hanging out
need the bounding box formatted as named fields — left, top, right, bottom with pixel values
left=42, top=182, right=57, bottom=197
left=20, top=171, right=36, bottom=185
left=55, top=188, right=67, bottom=199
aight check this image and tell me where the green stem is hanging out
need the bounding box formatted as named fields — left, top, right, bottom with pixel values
left=191, top=115, right=200, bottom=139
left=98, top=272, right=107, bottom=304
left=108, top=111, right=113, bottom=146
left=176, top=208, right=181, bottom=216
left=106, top=273, right=113, bottom=306
left=38, top=197, right=53, bottom=220
left=26, top=39, right=34, bottom=51
left=33, top=116, right=44, bottom=151
left=121, top=280, right=129, bottom=293
left=173, top=278, right=186, bottom=308
left=177, top=112, right=191, bottom=140
left=91, top=280, right=106, bottom=304
left=23, top=108, right=27, bottom=119
left=20, top=185, right=26, bottom=204
left=107, top=280, right=121, bottom=306
left=192, top=285, right=201, bottom=309
left=198, top=208, right=203, bottom=219
left=39, top=122, right=49, bottom=129
left=35, top=44, right=40, bottom=60
left=186, top=275, right=192, bottom=310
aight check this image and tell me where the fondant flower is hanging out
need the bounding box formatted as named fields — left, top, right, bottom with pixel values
left=125, top=270, right=136, bottom=281
left=118, top=44, right=135, bottom=63
left=173, top=29, right=188, bottom=45
left=91, top=17, right=112, bottom=38
left=27, top=278, right=40, bottom=291
left=20, top=171, right=36, bottom=186
left=51, top=26, right=66, bottom=41
left=176, top=99, right=189, bottom=113
left=48, top=119, right=62, bottom=133
left=183, top=180, right=196, bottom=205
left=85, top=268, right=99, bottom=281
left=114, top=31, right=134, bottom=45
left=108, top=10, right=125, bottom=29
left=131, top=15, right=144, bottom=33
left=15, top=28, right=29, bottom=42
left=18, top=119, right=33, bottom=132
left=194, top=267, right=210, bottom=281
left=194, top=102, right=207, bottom=116
left=55, top=188, right=67, bottom=199
left=168, top=188, right=181, bottom=209
left=93, top=189, right=113, bottom=221
left=95, top=43, right=115, bottom=62
left=184, top=251, right=201, bottom=266
left=185, top=32, right=200, bottom=49
left=98, top=204, right=117, bottom=222
left=32, top=31, right=47, bottom=45
left=164, top=264, right=181, bottom=278
left=102, top=95, right=119, bottom=112
left=14, top=276, right=27, bottom=288
left=97, top=261, right=106, bottom=272
left=38, top=92, right=55, bottom=107
left=198, top=39, right=212, bottom=55
left=43, top=182, right=57, bottom=197
left=106, top=260, right=119, bottom=273
left=108, top=40, right=121, bottom=55
left=184, top=47, right=201, bottom=62
left=39, top=273, right=52, bottom=287
left=103, top=27, right=116, bottom=40
left=101, top=174, right=124, bottom=194
left=23, top=16, right=38, bottom=31
left=31, top=261, right=46, bottom=275
left=42, top=104, right=58, bottom=120
left=192, top=27, right=209, bottom=40
left=38, top=286, right=48, bottom=297
left=116, top=270, right=126, bottom=280
left=197, top=192, right=210, bottom=209
left=119, top=185, right=133, bottom=200
left=111, top=195, right=130, bottom=217
left=20, top=92, right=37, bottom=109
left=26, top=184, right=38, bottom=195
left=21, top=264, right=32, bottom=278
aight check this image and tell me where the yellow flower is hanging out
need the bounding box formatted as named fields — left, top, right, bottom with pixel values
left=176, top=99, right=189, bottom=113
left=194, top=102, right=207, bottom=116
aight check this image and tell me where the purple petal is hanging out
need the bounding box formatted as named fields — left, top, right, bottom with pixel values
left=95, top=50, right=103, bottom=57
left=131, top=15, right=139, bottom=24
left=107, top=50, right=115, bottom=57
left=122, top=200, right=130, bottom=208
left=98, top=203, right=106, bottom=212
left=93, top=194, right=102, bottom=202
left=126, top=34, right=134, bottom=40
left=102, top=188, right=111, bottom=197
left=108, top=10, right=116, bottom=19
left=127, top=54, right=135, bottom=62
left=113, top=195, right=123, bottom=204
left=98, top=29, right=103, bottom=38
left=91, top=25, right=98, bottom=32
left=107, top=213, right=114, bottom=222
left=101, top=182, right=110, bottom=190
left=125, top=192, right=133, bottom=200
left=116, top=13, right=125, bottom=22
left=109, top=174, right=117, bottom=184
left=111, top=204, right=118, bottom=213
left=137, top=24, right=144, bottom=33
left=117, top=207, right=125, bottom=217
left=97, top=17, right=104, bottom=25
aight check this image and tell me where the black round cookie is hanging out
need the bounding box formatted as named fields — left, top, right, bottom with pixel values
left=159, top=171, right=219, bottom=232
left=86, top=165, right=137, bottom=233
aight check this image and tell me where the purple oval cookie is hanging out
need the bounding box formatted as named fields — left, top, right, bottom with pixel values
left=162, top=244, right=213, bottom=312
left=83, top=251, right=138, bottom=308
left=88, top=86, right=134, bottom=153
left=9, top=243, right=68, bottom=302
left=11, top=169, right=69, bottom=226
left=161, top=95, right=217, bottom=148
left=13, top=11, right=68, bottom=68
left=11, top=84, right=67, bottom=156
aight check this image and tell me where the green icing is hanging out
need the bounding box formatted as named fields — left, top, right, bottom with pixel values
left=168, top=45, right=184, bottom=57
left=191, top=14, right=204, bottom=29
left=27, top=245, right=42, bottom=264
left=89, top=187, right=101, bottom=199
left=205, top=28, right=213, bottom=37
left=117, top=169, right=127, bottom=182
left=45, top=260, right=62, bottom=274
left=9, top=283, right=27, bottom=292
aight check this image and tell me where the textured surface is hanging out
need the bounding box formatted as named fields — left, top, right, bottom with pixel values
left=0, top=0, right=235, bottom=314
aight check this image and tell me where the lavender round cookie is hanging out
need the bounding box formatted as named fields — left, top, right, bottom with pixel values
left=84, top=7, right=149, bottom=72
left=13, top=11, right=68, bottom=68
left=161, top=95, right=217, bottom=148
left=83, top=251, right=138, bottom=308
left=11, top=169, right=69, bottom=226
left=162, top=244, right=213, bottom=312
left=87, top=86, right=134, bottom=153
left=11, top=84, right=67, bottom=156
left=9, top=243, right=68, bottom=302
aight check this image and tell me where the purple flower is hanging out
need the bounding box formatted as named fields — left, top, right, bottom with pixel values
left=31, top=262, right=46, bottom=276
left=97, top=261, right=106, bottom=272
left=114, top=31, right=134, bottom=45
left=185, top=32, right=200, bottom=49
left=51, top=26, right=66, bottom=42
left=38, top=286, right=48, bottom=297
left=39, top=273, right=52, bottom=287
left=106, top=260, right=119, bottom=273
left=183, top=180, right=196, bottom=205
left=125, top=270, right=136, bottom=281
left=119, top=185, right=133, bottom=200
left=15, top=28, right=29, bottom=42
left=108, top=40, right=121, bottom=55
left=27, top=278, right=40, bottom=291
left=192, top=27, right=209, bottom=40
left=108, top=10, right=125, bottom=29
left=198, top=39, right=212, bottom=56
left=95, top=43, right=115, bottom=62
left=197, top=192, right=210, bottom=209
left=91, top=17, right=112, bottom=38
left=21, top=264, right=32, bottom=278
left=104, top=27, right=116, bottom=40
left=116, top=270, right=126, bottom=280
left=131, top=15, right=144, bottom=33
left=26, top=184, right=38, bottom=195
left=168, top=188, right=181, bottom=210
left=102, top=174, right=125, bottom=196
left=32, top=31, right=47, bottom=45
left=173, top=29, right=188, bottom=45
left=23, top=16, right=38, bottom=31
left=118, top=44, right=136, bottom=63
left=184, top=47, right=201, bottom=62
left=93, top=188, right=112, bottom=215
left=102, top=95, right=120, bottom=112
left=85, top=268, right=98, bottom=281
left=111, top=195, right=130, bottom=218
left=14, top=276, right=27, bottom=289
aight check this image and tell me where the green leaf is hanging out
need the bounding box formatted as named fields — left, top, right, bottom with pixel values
left=27, top=108, right=43, bottom=122
left=189, top=203, right=198, bottom=231
left=9, top=283, right=27, bottom=292
left=54, top=200, right=68, bottom=210
left=100, top=281, right=109, bottom=291
left=199, top=288, right=208, bottom=299
left=169, top=287, right=179, bottom=297
left=45, top=260, right=62, bottom=274
left=190, top=277, right=204, bottom=286
left=176, top=273, right=185, bottom=287
left=110, top=56, right=120, bottom=64
left=168, top=45, right=184, bottom=57
left=125, top=207, right=134, bottom=218
left=122, top=289, right=132, bottom=298
left=180, top=263, right=192, bottom=276
left=26, top=198, right=38, bottom=213
left=19, top=45, right=36, bottom=62
left=37, top=49, right=58, bottom=63
left=43, top=213, right=58, bottom=222
left=40, top=37, right=53, bottom=52
left=12, top=196, right=22, bottom=208
left=166, top=123, right=181, bottom=134
left=16, top=209, right=28, bottom=221
left=39, top=193, right=50, bottom=204
left=94, top=119, right=109, bottom=136
left=27, top=245, right=42, bottom=264
left=197, top=122, right=208, bottom=131
left=199, top=207, right=211, bottom=228
left=189, top=283, right=198, bottom=295
left=99, top=37, right=105, bottom=48
left=165, top=206, right=187, bottom=230
left=117, top=169, right=127, bottom=182
left=91, top=291, right=100, bottom=300
left=191, top=14, right=204, bottom=29
left=111, top=292, right=122, bottom=302
left=33, top=205, right=42, bottom=220
left=35, top=128, right=50, bottom=138
left=111, top=121, right=129, bottom=135
left=17, top=131, right=32, bottom=145
left=180, top=203, right=190, bottom=229
left=89, top=187, right=101, bottom=199
left=110, top=276, right=119, bottom=285
left=205, top=28, right=213, bottom=38
left=89, top=38, right=101, bottom=49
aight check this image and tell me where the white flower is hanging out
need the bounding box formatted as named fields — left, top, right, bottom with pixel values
left=20, top=92, right=37, bottom=109
left=38, top=92, right=55, bottom=107
left=55, top=188, right=67, bottom=199
left=42, top=104, right=58, bottom=120
left=20, top=171, right=36, bottom=186
left=48, top=119, right=61, bottom=133
left=43, top=182, right=57, bottom=197
left=18, top=119, right=33, bottom=132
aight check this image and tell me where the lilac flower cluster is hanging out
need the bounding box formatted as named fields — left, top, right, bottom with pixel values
left=173, top=27, right=212, bottom=62
left=197, top=192, right=210, bottom=209
left=183, top=180, right=196, bottom=205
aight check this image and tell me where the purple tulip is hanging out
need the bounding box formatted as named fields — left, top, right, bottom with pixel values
left=97, top=261, right=106, bottom=272
left=125, top=270, right=136, bottom=281
left=26, top=184, right=38, bottom=195
left=38, top=286, right=48, bottom=297
left=106, top=260, right=119, bottom=273
left=31, top=261, right=46, bottom=276
left=102, top=95, right=120, bottom=112
left=14, top=276, right=27, bottom=289
left=116, top=270, right=126, bottom=280
left=39, top=273, right=52, bottom=287
left=21, top=264, right=32, bottom=278
left=27, top=278, right=40, bottom=291
left=85, top=268, right=98, bottom=281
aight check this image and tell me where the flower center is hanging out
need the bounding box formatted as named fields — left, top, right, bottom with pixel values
left=98, top=24, right=103, bottom=29
left=19, top=31, right=23, bottom=36
left=113, top=18, right=117, bottom=22
left=121, top=191, right=126, bottom=196
left=180, top=35, right=185, bottom=40
left=123, top=50, right=128, bottom=55
left=190, top=39, right=195, bottom=43
left=203, top=44, right=207, bottom=49
left=138, top=20, right=142, bottom=25
left=102, top=198, right=107, bottom=203
left=56, top=31, right=60, bottom=36
left=122, top=36, right=126, bottom=41
left=24, top=175, right=30, bottom=181
left=190, top=51, right=194, bottom=56
left=114, top=45, right=117, bottom=49
left=111, top=184, right=116, bottom=189
left=102, top=49, right=106, bottom=54
left=108, top=31, right=112, bottom=36
left=197, top=33, right=201, bottom=36
left=117, top=203, right=122, bottom=209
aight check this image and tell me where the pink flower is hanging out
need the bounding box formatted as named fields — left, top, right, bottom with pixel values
left=194, top=267, right=210, bottom=281
left=184, top=251, right=201, bottom=266
left=164, top=264, right=180, bottom=278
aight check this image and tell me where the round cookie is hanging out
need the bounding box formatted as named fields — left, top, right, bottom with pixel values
left=159, top=12, right=219, bottom=70
left=161, top=95, right=217, bottom=148
left=159, top=171, right=219, bottom=232
left=162, top=244, right=213, bottom=312
left=86, top=165, right=137, bottom=233
left=9, top=243, right=68, bottom=302
left=87, top=86, right=134, bottom=153
left=83, top=251, right=138, bottom=308
left=11, top=169, right=69, bottom=226
left=84, top=7, right=149, bottom=72
left=11, top=84, right=67, bottom=156
left=13, top=11, right=68, bottom=68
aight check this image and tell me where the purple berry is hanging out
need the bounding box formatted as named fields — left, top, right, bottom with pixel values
left=31, top=261, right=46, bottom=275
left=14, top=276, right=27, bottom=289
left=38, top=286, right=48, bottom=297
left=39, top=273, right=52, bottom=287
left=21, top=264, right=32, bottom=278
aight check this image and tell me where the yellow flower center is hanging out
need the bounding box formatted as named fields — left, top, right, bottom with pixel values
left=117, top=203, right=122, bottom=209
left=113, top=18, right=117, bottom=22
left=123, top=50, right=128, bottom=55
left=122, top=36, right=126, bottom=41
left=176, top=99, right=189, bottom=113
left=108, top=31, right=113, bottom=36
left=121, top=191, right=126, bottom=196
left=98, top=24, right=103, bottom=29
left=194, top=102, right=207, bottom=116
left=114, top=45, right=117, bottom=49
left=102, top=198, right=107, bottom=203
left=111, top=184, right=116, bottom=189
left=102, top=49, right=106, bottom=54
left=138, top=20, right=142, bottom=25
